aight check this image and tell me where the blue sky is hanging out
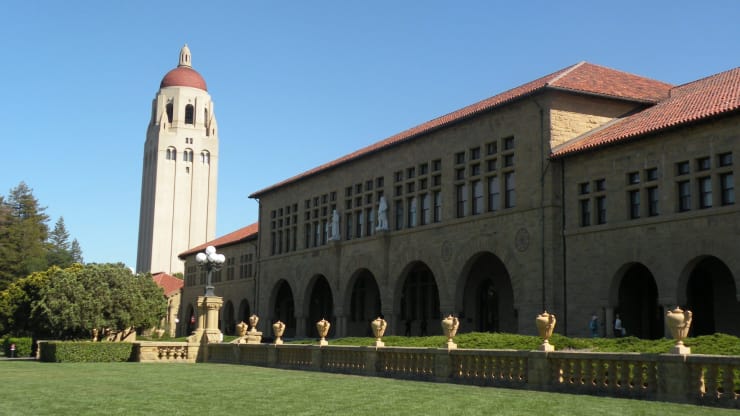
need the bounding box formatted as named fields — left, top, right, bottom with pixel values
left=1, top=1, right=738, bottom=269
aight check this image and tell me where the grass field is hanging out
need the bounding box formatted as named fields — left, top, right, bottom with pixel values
left=0, top=361, right=735, bottom=416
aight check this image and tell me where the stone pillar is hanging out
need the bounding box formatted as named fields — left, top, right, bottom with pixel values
left=527, top=351, right=552, bottom=391
left=605, top=306, right=615, bottom=338
left=656, top=354, right=691, bottom=403
left=200, top=295, right=224, bottom=344
left=336, top=314, right=348, bottom=338
left=296, top=315, right=307, bottom=338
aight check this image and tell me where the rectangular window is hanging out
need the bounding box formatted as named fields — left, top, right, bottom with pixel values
left=433, top=191, right=442, bottom=223
left=646, top=168, right=658, bottom=182
left=719, top=152, right=733, bottom=167
left=470, top=147, right=481, bottom=160
left=580, top=199, right=591, bottom=226
left=677, top=161, right=690, bottom=176
left=629, top=190, right=640, bottom=219
left=365, top=207, right=374, bottom=236
left=503, top=154, right=514, bottom=167
left=407, top=197, right=417, bottom=228
left=595, top=179, right=606, bottom=192
left=470, top=164, right=480, bottom=176
left=699, top=177, right=712, bottom=208
left=504, top=172, right=516, bottom=208
left=647, top=187, right=659, bottom=216
left=596, top=196, right=606, bottom=224
left=394, top=171, right=403, bottom=182
left=487, top=159, right=497, bottom=172
left=697, top=157, right=711, bottom=171
left=356, top=211, right=364, bottom=238
left=472, top=180, right=483, bottom=215
left=678, top=180, right=691, bottom=212
left=456, top=184, right=467, bottom=218
left=432, top=174, right=441, bottom=187
left=455, top=168, right=465, bottom=180
left=503, top=136, right=515, bottom=150
left=488, top=176, right=500, bottom=212
left=486, top=141, right=497, bottom=155
left=407, top=167, right=416, bottom=179
left=721, top=173, right=734, bottom=205
left=432, top=159, right=442, bottom=171
left=420, top=194, right=430, bottom=225
left=419, top=163, right=428, bottom=175
left=628, top=171, right=640, bottom=185
left=455, top=152, right=465, bottom=165
left=305, top=224, right=311, bottom=248
left=579, top=182, right=590, bottom=195
left=394, top=200, right=403, bottom=230
left=313, top=222, right=320, bottom=246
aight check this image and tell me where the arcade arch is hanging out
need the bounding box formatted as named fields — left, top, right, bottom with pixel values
left=458, top=252, right=516, bottom=333
left=683, top=256, right=739, bottom=336
left=397, top=262, right=440, bottom=336
left=272, top=280, right=296, bottom=338
left=346, top=269, right=382, bottom=337
left=613, top=263, right=662, bottom=339
left=305, top=275, right=334, bottom=338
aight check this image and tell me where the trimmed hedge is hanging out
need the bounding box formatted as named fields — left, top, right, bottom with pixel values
left=3, top=336, right=33, bottom=358
left=39, top=341, right=136, bottom=363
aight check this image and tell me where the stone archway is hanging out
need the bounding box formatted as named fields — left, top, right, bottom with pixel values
left=222, top=300, right=235, bottom=335
left=238, top=299, right=251, bottom=325
left=616, top=264, right=662, bottom=339
left=398, top=262, right=440, bottom=336
left=305, top=275, right=334, bottom=338
left=685, top=256, right=739, bottom=336
left=272, top=280, right=296, bottom=338
left=347, top=269, right=382, bottom=337
left=459, top=252, right=516, bottom=333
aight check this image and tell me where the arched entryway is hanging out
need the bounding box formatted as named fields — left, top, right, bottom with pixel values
left=306, top=275, right=334, bottom=338
left=272, top=280, right=296, bottom=338
left=238, top=299, right=251, bottom=325
left=222, top=301, right=235, bottom=335
left=459, top=252, right=516, bottom=333
left=685, top=256, right=739, bottom=336
left=399, top=262, right=440, bottom=336
left=616, top=264, right=663, bottom=339
left=185, top=304, right=196, bottom=336
left=347, top=269, right=382, bottom=336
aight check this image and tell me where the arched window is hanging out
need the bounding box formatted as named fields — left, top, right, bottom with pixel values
left=166, top=103, right=173, bottom=123
left=183, top=149, right=193, bottom=162
left=201, top=150, right=210, bottom=164
left=166, top=147, right=177, bottom=161
left=185, top=104, right=194, bottom=125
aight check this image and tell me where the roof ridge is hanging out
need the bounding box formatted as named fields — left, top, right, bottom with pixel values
left=546, top=61, right=586, bottom=86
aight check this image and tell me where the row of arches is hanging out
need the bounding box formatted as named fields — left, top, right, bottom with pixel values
left=164, top=147, right=210, bottom=163
left=166, top=103, right=208, bottom=126
left=183, top=254, right=738, bottom=339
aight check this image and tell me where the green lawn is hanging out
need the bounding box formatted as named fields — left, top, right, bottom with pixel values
left=0, top=361, right=735, bottom=415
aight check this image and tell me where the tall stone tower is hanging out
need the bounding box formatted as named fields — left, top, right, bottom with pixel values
left=137, top=45, right=218, bottom=274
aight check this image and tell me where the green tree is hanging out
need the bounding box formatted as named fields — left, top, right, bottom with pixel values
left=0, top=267, right=56, bottom=336
left=69, top=239, right=83, bottom=264
left=0, top=182, right=49, bottom=290
left=46, top=217, right=75, bottom=268
left=31, top=263, right=166, bottom=339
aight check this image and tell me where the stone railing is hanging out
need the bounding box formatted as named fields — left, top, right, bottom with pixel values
left=137, top=341, right=200, bottom=363
left=199, top=343, right=739, bottom=409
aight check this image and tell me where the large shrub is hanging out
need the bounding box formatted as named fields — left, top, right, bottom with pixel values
left=2, top=336, right=33, bottom=357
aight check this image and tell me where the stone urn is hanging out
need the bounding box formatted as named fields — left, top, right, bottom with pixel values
left=236, top=321, right=248, bottom=337
left=316, top=319, right=331, bottom=346
left=441, top=315, right=460, bottom=349
left=535, top=311, right=556, bottom=351
left=92, top=328, right=99, bottom=342
left=272, top=321, right=286, bottom=345
left=666, top=307, right=693, bottom=354
left=370, top=317, right=387, bottom=347
left=248, top=314, right=260, bottom=333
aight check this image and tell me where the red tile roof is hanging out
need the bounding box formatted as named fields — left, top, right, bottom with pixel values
left=152, top=272, right=184, bottom=297
left=178, top=222, right=259, bottom=259
left=552, top=67, right=740, bottom=157
left=249, top=62, right=671, bottom=198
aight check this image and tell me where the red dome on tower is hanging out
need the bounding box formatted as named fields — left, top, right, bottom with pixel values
left=159, top=44, right=208, bottom=91
left=160, top=67, right=208, bottom=91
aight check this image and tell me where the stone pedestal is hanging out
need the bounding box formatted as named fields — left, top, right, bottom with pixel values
left=246, top=330, right=263, bottom=344
left=187, top=296, right=223, bottom=344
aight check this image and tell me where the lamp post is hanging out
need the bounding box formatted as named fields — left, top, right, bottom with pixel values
left=196, top=245, right=225, bottom=297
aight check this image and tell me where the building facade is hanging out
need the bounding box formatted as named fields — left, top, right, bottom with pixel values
left=179, top=62, right=739, bottom=340
left=137, top=45, right=219, bottom=275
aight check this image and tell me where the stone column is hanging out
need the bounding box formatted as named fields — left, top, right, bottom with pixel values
left=605, top=306, right=615, bottom=338
left=336, top=314, right=348, bottom=338
left=296, top=315, right=307, bottom=338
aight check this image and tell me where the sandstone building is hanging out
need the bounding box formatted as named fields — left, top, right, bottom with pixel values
left=178, top=62, right=739, bottom=339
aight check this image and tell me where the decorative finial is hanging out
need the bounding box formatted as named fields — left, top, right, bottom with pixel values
left=178, top=44, right=192, bottom=68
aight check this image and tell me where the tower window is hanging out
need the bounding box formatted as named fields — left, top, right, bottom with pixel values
left=166, top=147, right=176, bottom=161
left=201, top=151, right=210, bottom=164
left=185, top=104, right=194, bottom=125
left=183, top=149, right=193, bottom=162
left=166, top=103, right=173, bottom=123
